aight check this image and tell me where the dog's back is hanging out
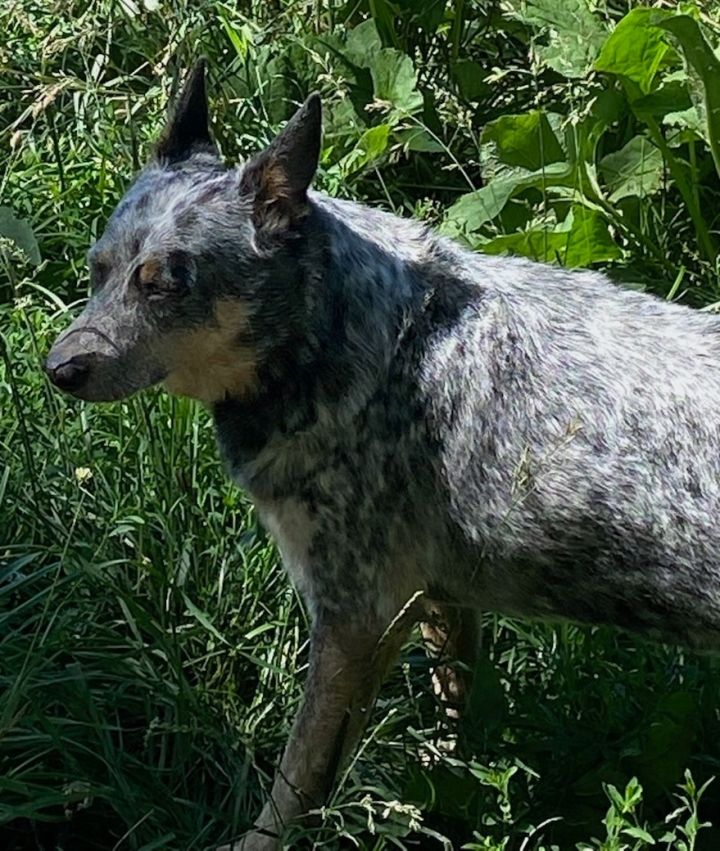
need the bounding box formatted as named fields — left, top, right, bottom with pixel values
left=419, top=249, right=720, bottom=645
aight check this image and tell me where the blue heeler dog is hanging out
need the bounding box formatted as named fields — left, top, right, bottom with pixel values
left=46, top=62, right=720, bottom=849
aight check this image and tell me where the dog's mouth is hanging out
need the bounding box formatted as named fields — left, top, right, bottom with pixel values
left=68, top=366, right=168, bottom=402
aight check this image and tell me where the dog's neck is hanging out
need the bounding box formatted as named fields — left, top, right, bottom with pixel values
left=212, top=195, right=429, bottom=494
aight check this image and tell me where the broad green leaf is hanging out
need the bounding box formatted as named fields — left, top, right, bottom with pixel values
left=339, top=124, right=390, bottom=176
left=442, top=161, right=572, bottom=241
left=443, top=89, right=630, bottom=246
left=345, top=19, right=382, bottom=68
left=632, top=80, right=693, bottom=119
left=482, top=110, right=565, bottom=171
left=599, top=136, right=665, bottom=202
left=370, top=49, right=423, bottom=114
left=663, top=105, right=706, bottom=140
left=595, top=7, right=674, bottom=95
left=482, top=206, right=622, bottom=268
left=660, top=15, right=720, bottom=180
left=515, top=0, right=607, bottom=78
left=574, top=88, right=628, bottom=177
left=0, top=207, right=41, bottom=265
left=443, top=179, right=518, bottom=237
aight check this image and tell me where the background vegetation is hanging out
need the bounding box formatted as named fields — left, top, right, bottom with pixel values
left=3, top=0, right=720, bottom=848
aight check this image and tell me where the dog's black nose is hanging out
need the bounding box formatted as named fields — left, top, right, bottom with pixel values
left=45, top=357, right=90, bottom=393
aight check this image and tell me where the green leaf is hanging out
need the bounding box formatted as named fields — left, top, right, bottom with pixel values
left=514, top=0, right=607, bottom=78
left=663, top=106, right=706, bottom=141
left=345, top=19, right=382, bottom=68
left=605, top=781, right=628, bottom=812
left=482, top=110, right=566, bottom=172
left=632, top=80, right=693, bottom=120
left=370, top=48, right=423, bottom=114
left=339, top=124, right=391, bottom=176
left=182, top=593, right=230, bottom=645
left=595, top=7, right=675, bottom=95
left=599, top=136, right=665, bottom=202
left=0, top=207, right=41, bottom=265
left=482, top=206, right=622, bottom=268
left=218, top=11, right=254, bottom=61
left=622, top=825, right=656, bottom=844
left=660, top=15, right=720, bottom=180
left=368, top=0, right=400, bottom=48
left=395, top=126, right=444, bottom=153
left=452, top=59, right=490, bottom=101
left=443, top=179, right=518, bottom=238
left=442, top=161, right=572, bottom=242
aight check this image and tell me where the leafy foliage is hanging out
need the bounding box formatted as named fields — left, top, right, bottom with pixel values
left=2, top=0, right=720, bottom=849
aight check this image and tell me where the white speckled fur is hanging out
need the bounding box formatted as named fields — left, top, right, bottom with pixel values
left=48, top=70, right=720, bottom=849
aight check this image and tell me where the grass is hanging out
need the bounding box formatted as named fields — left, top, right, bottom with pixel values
left=3, top=0, right=720, bottom=848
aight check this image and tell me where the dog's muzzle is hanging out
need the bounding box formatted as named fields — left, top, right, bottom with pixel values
left=44, top=351, right=93, bottom=394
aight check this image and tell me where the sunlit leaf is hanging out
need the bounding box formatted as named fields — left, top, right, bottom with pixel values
left=345, top=19, right=382, bottom=68
left=595, top=7, right=675, bottom=94
left=482, top=110, right=566, bottom=171
left=370, top=48, right=423, bottom=114
left=514, top=0, right=607, bottom=78
left=339, top=124, right=390, bottom=176
left=599, top=135, right=665, bottom=202
left=660, top=15, right=720, bottom=179
left=442, top=161, right=572, bottom=241
left=483, top=206, right=622, bottom=267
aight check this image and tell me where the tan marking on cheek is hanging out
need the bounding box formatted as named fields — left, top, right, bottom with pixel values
left=161, top=299, right=258, bottom=404
left=138, top=259, right=163, bottom=286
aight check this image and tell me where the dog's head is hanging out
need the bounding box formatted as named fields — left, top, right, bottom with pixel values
left=45, top=62, right=321, bottom=404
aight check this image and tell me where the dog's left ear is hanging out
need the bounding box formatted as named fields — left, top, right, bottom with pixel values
left=156, top=60, right=217, bottom=163
left=240, top=93, right=321, bottom=233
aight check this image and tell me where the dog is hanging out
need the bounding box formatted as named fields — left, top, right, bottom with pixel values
left=46, top=61, right=720, bottom=849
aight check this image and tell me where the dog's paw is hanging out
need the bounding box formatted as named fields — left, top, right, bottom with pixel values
left=216, top=830, right=281, bottom=851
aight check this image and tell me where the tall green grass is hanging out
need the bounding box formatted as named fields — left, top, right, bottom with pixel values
left=3, top=1, right=720, bottom=848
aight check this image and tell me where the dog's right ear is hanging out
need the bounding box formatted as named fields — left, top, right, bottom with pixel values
left=156, top=60, right=217, bottom=164
left=239, top=93, right=321, bottom=234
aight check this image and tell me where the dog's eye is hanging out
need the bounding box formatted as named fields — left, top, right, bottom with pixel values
left=167, top=250, right=192, bottom=289
left=133, top=262, right=175, bottom=302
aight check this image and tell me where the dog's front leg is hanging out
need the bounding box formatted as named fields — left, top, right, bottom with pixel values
left=226, top=609, right=417, bottom=850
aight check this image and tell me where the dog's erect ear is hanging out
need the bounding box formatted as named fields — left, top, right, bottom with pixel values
left=156, top=60, right=217, bottom=163
left=240, top=93, right=321, bottom=232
